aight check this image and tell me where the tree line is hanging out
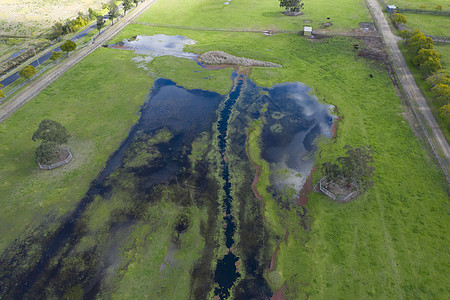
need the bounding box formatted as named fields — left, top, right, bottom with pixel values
left=399, top=29, right=449, bottom=125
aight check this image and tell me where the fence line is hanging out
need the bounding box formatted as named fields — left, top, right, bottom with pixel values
left=379, top=0, right=450, bottom=15
left=319, top=179, right=336, bottom=200
left=318, top=178, right=360, bottom=202
left=396, top=8, right=450, bottom=16
left=38, top=147, right=72, bottom=170
left=426, top=35, right=450, bottom=43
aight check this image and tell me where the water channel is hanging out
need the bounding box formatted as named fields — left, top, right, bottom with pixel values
left=214, top=73, right=243, bottom=299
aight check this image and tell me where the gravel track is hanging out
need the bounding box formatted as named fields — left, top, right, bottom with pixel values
left=365, top=0, right=449, bottom=182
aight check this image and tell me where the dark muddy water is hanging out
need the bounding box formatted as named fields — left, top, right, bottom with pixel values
left=2, top=64, right=334, bottom=299
left=214, top=73, right=243, bottom=299
left=0, top=78, right=224, bottom=299
left=261, top=82, right=333, bottom=197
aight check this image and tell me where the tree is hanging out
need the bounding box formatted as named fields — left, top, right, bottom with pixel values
left=439, top=104, right=450, bottom=125
left=60, top=40, right=77, bottom=56
left=133, top=0, right=140, bottom=6
left=413, top=48, right=442, bottom=75
left=407, top=32, right=433, bottom=54
left=123, top=0, right=133, bottom=15
left=88, top=7, right=98, bottom=20
left=338, top=145, right=375, bottom=190
left=49, top=51, right=62, bottom=62
left=0, top=84, right=5, bottom=98
left=52, top=22, right=64, bottom=38
left=399, top=28, right=419, bottom=40
left=432, top=84, right=450, bottom=104
left=321, top=145, right=375, bottom=191
left=96, top=15, right=105, bottom=33
left=426, top=70, right=450, bottom=87
left=35, top=141, right=60, bottom=164
left=19, top=65, right=36, bottom=81
left=32, top=119, right=70, bottom=145
left=33, top=119, right=70, bottom=165
left=320, top=162, right=342, bottom=185
left=279, top=0, right=304, bottom=12
left=108, top=2, right=120, bottom=24
left=71, top=15, right=88, bottom=32
left=392, top=13, right=407, bottom=24
left=436, top=5, right=442, bottom=11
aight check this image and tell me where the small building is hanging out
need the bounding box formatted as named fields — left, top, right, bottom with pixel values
left=387, top=5, right=398, bottom=11
left=304, top=26, right=313, bottom=36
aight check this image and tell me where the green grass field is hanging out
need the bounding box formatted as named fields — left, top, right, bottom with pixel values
left=435, top=43, right=450, bottom=68
left=136, top=0, right=371, bottom=32
left=395, top=0, right=450, bottom=10
left=0, top=49, right=152, bottom=251
left=0, top=0, right=448, bottom=298
left=403, top=13, right=450, bottom=36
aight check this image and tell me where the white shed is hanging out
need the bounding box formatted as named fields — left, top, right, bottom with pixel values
left=387, top=5, right=397, bottom=11
left=304, top=26, right=313, bottom=36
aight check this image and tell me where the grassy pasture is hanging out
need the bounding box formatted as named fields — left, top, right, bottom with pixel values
left=136, top=0, right=371, bottom=32
left=435, top=43, right=450, bottom=68
left=403, top=13, right=450, bottom=36
left=394, top=0, right=450, bottom=10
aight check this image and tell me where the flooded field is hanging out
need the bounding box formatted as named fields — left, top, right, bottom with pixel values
left=0, top=35, right=334, bottom=299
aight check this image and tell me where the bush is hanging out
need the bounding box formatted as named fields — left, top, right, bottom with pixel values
left=32, top=119, right=70, bottom=144
left=432, top=84, right=450, bottom=104
left=321, top=145, right=375, bottom=191
left=392, top=13, right=407, bottom=24
left=19, top=65, right=37, bottom=81
left=279, top=0, right=304, bottom=12
left=439, top=104, right=450, bottom=125
left=407, top=32, right=433, bottom=54
left=35, top=141, right=60, bottom=164
left=50, top=51, right=62, bottom=62
left=427, top=70, right=450, bottom=87
left=413, top=48, right=442, bottom=75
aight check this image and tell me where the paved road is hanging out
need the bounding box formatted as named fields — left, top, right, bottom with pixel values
left=0, top=24, right=96, bottom=87
left=365, top=0, right=450, bottom=176
left=0, top=0, right=156, bottom=123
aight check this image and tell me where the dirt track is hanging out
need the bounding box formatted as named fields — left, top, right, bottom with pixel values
left=365, top=0, right=450, bottom=180
left=0, top=0, right=157, bottom=124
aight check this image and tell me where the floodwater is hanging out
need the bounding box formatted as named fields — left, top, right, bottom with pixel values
left=1, top=38, right=335, bottom=298
left=261, top=82, right=334, bottom=198
left=214, top=72, right=243, bottom=299
left=0, top=78, right=224, bottom=299
left=108, top=34, right=198, bottom=69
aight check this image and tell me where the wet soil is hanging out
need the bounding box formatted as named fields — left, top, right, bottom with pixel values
left=297, top=166, right=316, bottom=206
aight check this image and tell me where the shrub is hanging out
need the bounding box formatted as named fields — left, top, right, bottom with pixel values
left=413, top=48, right=442, bottom=76
left=407, top=32, right=433, bottom=54
left=35, top=141, right=60, bottom=164
left=432, top=84, right=450, bottom=104
left=392, top=13, right=407, bottom=24
left=439, top=104, right=450, bottom=125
